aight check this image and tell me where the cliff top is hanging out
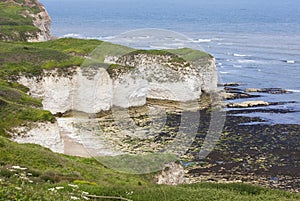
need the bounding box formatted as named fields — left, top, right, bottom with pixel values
left=0, top=0, right=51, bottom=41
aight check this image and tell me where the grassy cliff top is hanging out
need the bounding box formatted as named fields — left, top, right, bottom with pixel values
left=0, top=0, right=42, bottom=41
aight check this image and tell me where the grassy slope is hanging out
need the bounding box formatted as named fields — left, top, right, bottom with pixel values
left=0, top=1, right=41, bottom=41
left=1, top=137, right=299, bottom=201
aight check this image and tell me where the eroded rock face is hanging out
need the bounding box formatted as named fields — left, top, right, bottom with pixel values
left=18, top=67, right=113, bottom=114
left=26, top=0, right=52, bottom=42
left=109, top=53, right=217, bottom=103
left=17, top=54, right=217, bottom=114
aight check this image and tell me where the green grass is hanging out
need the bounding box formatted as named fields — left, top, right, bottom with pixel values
left=0, top=137, right=299, bottom=201
left=29, top=38, right=104, bottom=56
left=167, top=48, right=213, bottom=61
left=0, top=39, right=99, bottom=78
left=0, top=79, right=54, bottom=136
left=128, top=49, right=175, bottom=56
left=0, top=1, right=41, bottom=41
left=97, top=153, right=178, bottom=174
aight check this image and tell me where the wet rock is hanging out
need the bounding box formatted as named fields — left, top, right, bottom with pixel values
left=245, top=88, right=289, bottom=94
left=227, top=101, right=269, bottom=108
left=223, top=82, right=242, bottom=87
left=222, top=87, right=260, bottom=100
left=227, top=108, right=298, bottom=115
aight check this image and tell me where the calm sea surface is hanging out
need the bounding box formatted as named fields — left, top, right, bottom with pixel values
left=41, top=0, right=300, bottom=124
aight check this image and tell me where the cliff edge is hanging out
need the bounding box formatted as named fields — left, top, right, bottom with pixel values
left=0, top=0, right=51, bottom=41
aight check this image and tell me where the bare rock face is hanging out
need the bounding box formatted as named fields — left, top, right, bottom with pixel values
left=26, top=0, right=52, bottom=42
left=17, top=54, right=217, bottom=114
left=11, top=121, right=64, bottom=153
left=18, top=67, right=113, bottom=114
left=155, top=162, right=185, bottom=185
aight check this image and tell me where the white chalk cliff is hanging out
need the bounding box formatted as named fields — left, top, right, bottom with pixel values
left=18, top=53, right=217, bottom=114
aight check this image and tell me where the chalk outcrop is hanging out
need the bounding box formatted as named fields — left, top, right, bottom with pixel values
left=18, top=53, right=217, bottom=114
left=11, top=122, right=64, bottom=153
left=18, top=67, right=113, bottom=114
left=26, top=0, right=52, bottom=42
left=155, top=162, right=185, bottom=185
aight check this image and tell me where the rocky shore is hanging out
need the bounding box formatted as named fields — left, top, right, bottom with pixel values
left=184, top=84, right=299, bottom=193
left=13, top=85, right=300, bottom=192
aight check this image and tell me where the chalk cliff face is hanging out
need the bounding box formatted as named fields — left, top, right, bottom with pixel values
left=18, top=67, right=113, bottom=114
left=18, top=54, right=217, bottom=113
left=17, top=53, right=217, bottom=114
left=110, top=53, right=217, bottom=103
left=26, top=0, right=52, bottom=42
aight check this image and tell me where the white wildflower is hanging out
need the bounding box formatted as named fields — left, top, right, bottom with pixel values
left=12, top=166, right=27, bottom=171
left=15, top=187, right=22, bottom=191
left=82, top=196, right=90, bottom=200
left=48, top=188, right=56, bottom=192
left=68, top=184, right=79, bottom=188
left=12, top=166, right=21, bottom=169
left=55, top=186, right=64, bottom=190
left=70, top=196, right=80, bottom=200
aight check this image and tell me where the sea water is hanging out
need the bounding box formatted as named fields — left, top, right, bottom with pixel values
left=41, top=0, right=300, bottom=124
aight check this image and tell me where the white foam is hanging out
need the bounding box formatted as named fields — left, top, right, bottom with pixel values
left=236, top=59, right=261, bottom=64
left=233, top=53, right=251, bottom=57
left=193, top=39, right=212, bottom=43
left=287, top=89, right=300, bottom=93
left=233, top=64, right=242, bottom=68
left=63, top=33, right=81, bottom=38
left=98, top=36, right=116, bottom=40
left=219, top=71, right=229, bottom=74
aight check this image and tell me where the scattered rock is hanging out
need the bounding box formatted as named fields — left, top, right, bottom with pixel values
left=155, top=162, right=185, bottom=185
left=227, top=101, right=269, bottom=108
left=222, top=82, right=242, bottom=87
left=245, top=88, right=289, bottom=94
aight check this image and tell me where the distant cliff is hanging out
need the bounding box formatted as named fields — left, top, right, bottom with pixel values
left=0, top=0, right=51, bottom=42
